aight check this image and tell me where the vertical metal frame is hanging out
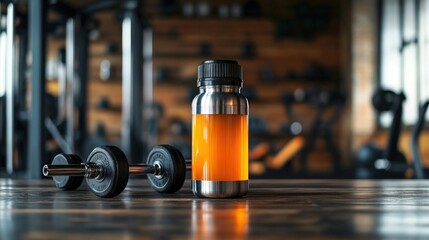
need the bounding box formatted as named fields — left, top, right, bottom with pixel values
left=0, top=2, right=5, bottom=171
left=57, top=48, right=66, bottom=122
left=414, top=0, right=420, bottom=104
left=122, top=1, right=143, bottom=163
left=65, top=17, right=75, bottom=153
left=28, top=0, right=47, bottom=178
left=6, top=2, right=15, bottom=175
left=142, top=27, right=154, bottom=149
left=0, top=3, right=3, bottom=92
left=77, top=16, right=88, bottom=154
left=16, top=13, right=28, bottom=171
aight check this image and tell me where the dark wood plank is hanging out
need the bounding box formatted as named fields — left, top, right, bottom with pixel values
left=1, top=179, right=428, bottom=239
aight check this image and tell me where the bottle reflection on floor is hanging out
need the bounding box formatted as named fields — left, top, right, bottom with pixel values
left=192, top=200, right=249, bottom=239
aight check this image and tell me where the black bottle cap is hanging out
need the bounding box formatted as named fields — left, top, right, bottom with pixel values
left=197, top=60, right=243, bottom=87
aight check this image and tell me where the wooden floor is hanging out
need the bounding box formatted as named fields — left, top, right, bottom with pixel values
left=1, top=179, right=429, bottom=239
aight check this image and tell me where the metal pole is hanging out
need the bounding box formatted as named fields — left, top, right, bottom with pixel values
left=66, top=18, right=75, bottom=153
left=411, top=101, right=428, bottom=179
left=57, top=48, right=66, bottom=122
left=0, top=3, right=5, bottom=171
left=122, top=1, right=143, bottom=163
left=17, top=23, right=27, bottom=118
left=45, top=117, right=72, bottom=153
left=415, top=0, right=420, bottom=106
left=16, top=15, right=28, bottom=171
left=28, top=0, right=47, bottom=178
left=399, top=0, right=404, bottom=90
left=0, top=4, right=4, bottom=94
left=0, top=3, right=4, bottom=98
left=142, top=27, right=154, bottom=149
left=6, top=2, right=15, bottom=175
left=77, top=16, right=88, bottom=154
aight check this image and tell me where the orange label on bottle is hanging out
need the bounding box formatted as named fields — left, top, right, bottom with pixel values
left=192, top=114, right=248, bottom=181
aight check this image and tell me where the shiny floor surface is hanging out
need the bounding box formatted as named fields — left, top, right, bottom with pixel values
left=1, top=179, right=429, bottom=239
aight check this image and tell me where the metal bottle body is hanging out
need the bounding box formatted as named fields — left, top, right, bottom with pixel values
left=192, top=85, right=249, bottom=198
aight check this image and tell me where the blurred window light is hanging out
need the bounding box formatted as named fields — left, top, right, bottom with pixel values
left=0, top=30, right=6, bottom=97
left=380, top=0, right=429, bottom=126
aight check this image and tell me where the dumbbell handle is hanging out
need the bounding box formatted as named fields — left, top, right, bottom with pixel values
left=43, top=160, right=192, bottom=178
left=43, top=163, right=103, bottom=178
left=130, top=161, right=192, bottom=174
left=129, top=161, right=192, bottom=175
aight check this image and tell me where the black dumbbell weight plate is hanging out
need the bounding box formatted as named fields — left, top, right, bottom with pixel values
left=51, top=154, right=84, bottom=191
left=146, top=145, right=186, bottom=193
left=86, top=146, right=129, bottom=198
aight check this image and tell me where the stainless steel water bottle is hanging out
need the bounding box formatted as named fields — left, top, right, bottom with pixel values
left=192, top=60, right=249, bottom=198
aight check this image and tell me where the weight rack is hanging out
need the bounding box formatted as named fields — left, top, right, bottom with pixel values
left=0, top=0, right=153, bottom=178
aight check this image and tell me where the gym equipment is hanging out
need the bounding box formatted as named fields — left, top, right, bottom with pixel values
left=1, top=0, right=150, bottom=178
left=50, top=153, right=85, bottom=191
left=43, top=145, right=189, bottom=198
left=230, top=4, right=242, bottom=18
left=299, top=89, right=345, bottom=175
left=218, top=4, right=229, bottom=18
left=169, top=117, right=190, bottom=136
left=196, top=2, right=210, bottom=17
left=145, top=101, right=165, bottom=151
left=45, top=94, right=60, bottom=121
left=95, top=96, right=121, bottom=111
left=99, top=59, right=112, bottom=81
left=44, top=46, right=78, bottom=155
left=4, top=1, right=17, bottom=175
left=96, top=96, right=112, bottom=110
left=411, top=100, right=429, bottom=179
left=249, top=136, right=305, bottom=178
left=279, top=89, right=305, bottom=136
left=248, top=115, right=272, bottom=172
left=167, top=117, right=191, bottom=160
left=105, top=42, right=118, bottom=54
left=266, top=137, right=305, bottom=171
left=301, top=63, right=332, bottom=81
left=0, top=96, right=5, bottom=168
left=182, top=2, right=194, bottom=17
left=248, top=89, right=322, bottom=178
left=355, top=89, right=407, bottom=179
left=249, top=90, right=307, bottom=178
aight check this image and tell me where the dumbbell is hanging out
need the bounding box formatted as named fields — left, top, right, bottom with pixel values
left=43, top=145, right=190, bottom=198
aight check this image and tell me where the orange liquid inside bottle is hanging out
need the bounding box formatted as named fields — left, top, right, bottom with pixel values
left=192, top=114, right=248, bottom=181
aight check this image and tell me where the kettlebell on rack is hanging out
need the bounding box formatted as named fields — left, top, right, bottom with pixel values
left=355, top=89, right=408, bottom=179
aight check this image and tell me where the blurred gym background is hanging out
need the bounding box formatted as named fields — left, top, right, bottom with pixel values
left=0, top=0, right=428, bottom=179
